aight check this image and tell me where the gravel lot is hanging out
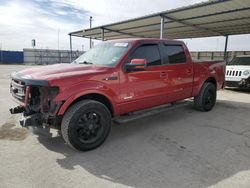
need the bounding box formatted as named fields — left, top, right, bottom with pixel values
left=0, top=64, right=250, bottom=188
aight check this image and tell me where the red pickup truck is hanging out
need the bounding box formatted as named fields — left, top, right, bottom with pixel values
left=10, top=38, right=225, bottom=151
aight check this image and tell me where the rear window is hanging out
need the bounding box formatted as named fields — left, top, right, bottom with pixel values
left=164, top=45, right=186, bottom=64
left=228, top=57, right=250, bottom=66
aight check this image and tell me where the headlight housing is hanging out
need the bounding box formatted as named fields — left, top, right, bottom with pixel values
left=48, top=86, right=59, bottom=99
left=243, top=70, right=250, bottom=76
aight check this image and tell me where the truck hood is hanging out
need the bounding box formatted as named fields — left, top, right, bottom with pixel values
left=14, top=64, right=110, bottom=81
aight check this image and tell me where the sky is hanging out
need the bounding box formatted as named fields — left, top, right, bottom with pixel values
left=0, top=0, right=249, bottom=52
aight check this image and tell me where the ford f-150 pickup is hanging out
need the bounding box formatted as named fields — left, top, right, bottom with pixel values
left=10, top=38, right=225, bottom=151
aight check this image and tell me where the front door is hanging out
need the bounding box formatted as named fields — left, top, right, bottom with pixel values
left=119, top=43, right=168, bottom=114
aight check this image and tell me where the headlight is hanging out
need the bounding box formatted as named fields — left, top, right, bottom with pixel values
left=243, top=70, right=250, bottom=76
left=21, top=74, right=33, bottom=79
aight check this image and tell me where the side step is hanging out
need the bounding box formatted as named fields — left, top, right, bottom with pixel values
left=113, top=100, right=190, bottom=124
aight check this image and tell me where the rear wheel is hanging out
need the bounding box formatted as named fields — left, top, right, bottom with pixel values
left=61, top=100, right=111, bottom=151
left=194, top=82, right=217, bottom=111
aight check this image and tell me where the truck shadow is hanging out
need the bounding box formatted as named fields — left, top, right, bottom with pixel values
left=225, top=87, right=250, bottom=93
left=35, top=100, right=250, bottom=188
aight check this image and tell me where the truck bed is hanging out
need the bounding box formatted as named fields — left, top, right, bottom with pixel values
left=192, top=60, right=226, bottom=96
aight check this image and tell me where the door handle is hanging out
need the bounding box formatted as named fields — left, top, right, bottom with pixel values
left=160, top=71, right=167, bottom=78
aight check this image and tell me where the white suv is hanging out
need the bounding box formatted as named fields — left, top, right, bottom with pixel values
left=225, top=55, right=250, bottom=88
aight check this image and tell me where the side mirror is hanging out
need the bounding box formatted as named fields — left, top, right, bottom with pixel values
left=125, top=58, right=147, bottom=72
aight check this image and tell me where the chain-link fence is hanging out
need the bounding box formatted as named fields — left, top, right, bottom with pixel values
left=190, top=51, right=250, bottom=61
left=23, top=48, right=84, bottom=65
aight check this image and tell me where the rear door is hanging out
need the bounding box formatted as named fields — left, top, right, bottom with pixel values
left=119, top=42, right=168, bottom=114
left=160, top=43, right=193, bottom=101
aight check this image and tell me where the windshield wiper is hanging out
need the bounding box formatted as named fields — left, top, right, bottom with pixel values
left=78, top=61, right=93, bottom=64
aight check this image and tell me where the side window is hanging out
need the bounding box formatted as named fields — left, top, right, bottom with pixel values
left=165, top=45, right=186, bottom=64
left=130, top=44, right=161, bottom=66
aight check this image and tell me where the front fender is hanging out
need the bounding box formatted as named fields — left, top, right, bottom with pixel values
left=54, top=80, right=119, bottom=116
left=57, top=90, right=118, bottom=116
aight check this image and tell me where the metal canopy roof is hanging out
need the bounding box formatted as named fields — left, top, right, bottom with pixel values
left=70, top=0, right=250, bottom=40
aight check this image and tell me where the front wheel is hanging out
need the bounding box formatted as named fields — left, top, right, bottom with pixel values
left=61, top=100, right=111, bottom=151
left=194, top=82, right=217, bottom=112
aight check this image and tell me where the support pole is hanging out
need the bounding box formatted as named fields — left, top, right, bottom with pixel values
left=224, top=35, right=228, bottom=62
left=0, top=42, right=2, bottom=64
left=89, top=16, right=93, bottom=48
left=69, top=34, right=72, bottom=62
left=101, top=27, right=105, bottom=41
left=160, top=15, right=165, bottom=39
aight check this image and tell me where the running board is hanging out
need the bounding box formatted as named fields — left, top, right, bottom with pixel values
left=113, top=100, right=190, bottom=124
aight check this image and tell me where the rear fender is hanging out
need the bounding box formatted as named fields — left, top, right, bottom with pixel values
left=193, top=75, right=217, bottom=97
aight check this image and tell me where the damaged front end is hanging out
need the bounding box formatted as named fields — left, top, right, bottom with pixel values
left=238, top=76, right=250, bottom=88
left=9, top=74, right=62, bottom=128
left=226, top=76, right=250, bottom=88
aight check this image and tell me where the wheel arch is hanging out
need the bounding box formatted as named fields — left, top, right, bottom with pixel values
left=58, top=92, right=115, bottom=117
left=193, top=76, right=217, bottom=97
left=204, top=76, right=217, bottom=89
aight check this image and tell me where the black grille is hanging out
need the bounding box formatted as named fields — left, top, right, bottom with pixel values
left=226, top=70, right=242, bottom=77
left=10, top=79, right=26, bottom=103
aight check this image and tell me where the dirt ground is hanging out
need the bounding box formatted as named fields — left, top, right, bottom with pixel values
left=0, top=64, right=250, bottom=188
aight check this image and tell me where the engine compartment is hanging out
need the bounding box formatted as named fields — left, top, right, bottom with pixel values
left=10, top=80, right=62, bottom=127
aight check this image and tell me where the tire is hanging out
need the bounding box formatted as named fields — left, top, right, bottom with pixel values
left=61, top=100, right=111, bottom=151
left=194, top=82, right=217, bottom=112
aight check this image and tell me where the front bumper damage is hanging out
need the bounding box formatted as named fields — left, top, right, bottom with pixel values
left=9, top=73, right=62, bottom=128
left=226, top=77, right=250, bottom=88
left=9, top=104, right=62, bottom=127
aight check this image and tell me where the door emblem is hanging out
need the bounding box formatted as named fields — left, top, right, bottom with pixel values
left=123, top=96, right=133, bottom=100
left=102, top=76, right=118, bottom=81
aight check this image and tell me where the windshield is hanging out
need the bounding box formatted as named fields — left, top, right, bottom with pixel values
left=72, top=41, right=131, bottom=67
left=228, top=57, right=250, bottom=66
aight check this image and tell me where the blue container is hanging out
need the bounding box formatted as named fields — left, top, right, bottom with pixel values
left=0, top=50, right=24, bottom=64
